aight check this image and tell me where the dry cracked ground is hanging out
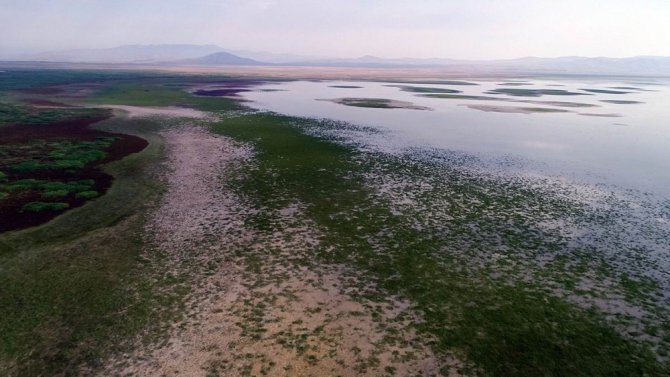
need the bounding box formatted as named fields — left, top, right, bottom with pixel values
left=102, top=111, right=455, bottom=377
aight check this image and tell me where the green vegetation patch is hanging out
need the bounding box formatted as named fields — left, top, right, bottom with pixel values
left=581, top=88, right=632, bottom=95
left=22, top=201, right=70, bottom=212
left=386, top=85, right=462, bottom=94
left=0, top=103, right=104, bottom=126
left=41, top=189, right=69, bottom=198
left=396, top=80, right=479, bottom=86
left=75, top=190, right=99, bottom=199
left=4, top=179, right=94, bottom=195
left=86, top=82, right=240, bottom=112
left=323, top=97, right=431, bottom=110
left=421, top=93, right=501, bottom=100
left=600, top=100, right=643, bottom=104
left=486, top=88, right=591, bottom=97
left=211, top=111, right=668, bottom=376
left=5, top=137, right=117, bottom=173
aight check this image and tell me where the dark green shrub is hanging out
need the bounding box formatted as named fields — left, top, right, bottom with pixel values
left=22, top=202, right=70, bottom=212
left=42, top=190, right=69, bottom=198
left=75, top=191, right=98, bottom=199
left=7, top=179, right=44, bottom=191
left=10, top=161, right=47, bottom=172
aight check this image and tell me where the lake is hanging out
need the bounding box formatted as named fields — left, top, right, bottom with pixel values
left=239, top=78, right=670, bottom=198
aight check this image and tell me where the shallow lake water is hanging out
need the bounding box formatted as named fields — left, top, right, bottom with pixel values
left=239, top=78, right=670, bottom=198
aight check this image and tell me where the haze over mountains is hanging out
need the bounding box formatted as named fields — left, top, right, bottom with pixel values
left=7, top=44, right=670, bottom=76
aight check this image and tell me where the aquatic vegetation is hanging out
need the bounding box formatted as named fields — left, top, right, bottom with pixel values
left=386, top=85, right=462, bottom=93
left=486, top=88, right=590, bottom=97
left=578, top=112, right=623, bottom=117
left=465, top=104, right=570, bottom=114
left=600, top=100, right=644, bottom=104
left=421, top=93, right=500, bottom=100
left=192, top=88, right=250, bottom=97
left=609, top=86, right=648, bottom=90
left=498, top=82, right=532, bottom=86
left=401, top=80, right=479, bottom=86
left=320, top=97, right=431, bottom=110
left=581, top=88, right=632, bottom=94
left=421, top=94, right=597, bottom=108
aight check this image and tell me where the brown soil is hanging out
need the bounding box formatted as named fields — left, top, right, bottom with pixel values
left=0, top=115, right=148, bottom=233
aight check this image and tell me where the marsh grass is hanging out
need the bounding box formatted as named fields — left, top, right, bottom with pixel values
left=4, top=138, right=117, bottom=173
left=486, top=88, right=590, bottom=97
left=211, top=112, right=669, bottom=376
left=0, top=103, right=103, bottom=126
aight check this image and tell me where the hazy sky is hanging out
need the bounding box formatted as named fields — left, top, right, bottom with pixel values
left=2, top=0, right=669, bottom=59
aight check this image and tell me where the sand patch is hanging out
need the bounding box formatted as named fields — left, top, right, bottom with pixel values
left=101, top=105, right=212, bottom=119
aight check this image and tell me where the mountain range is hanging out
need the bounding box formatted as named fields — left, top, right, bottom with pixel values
left=6, top=44, right=670, bottom=76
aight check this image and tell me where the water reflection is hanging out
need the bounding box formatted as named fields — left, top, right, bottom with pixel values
left=239, top=78, right=670, bottom=198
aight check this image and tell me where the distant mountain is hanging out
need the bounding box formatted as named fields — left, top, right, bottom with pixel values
left=27, top=44, right=225, bottom=63
left=279, top=55, right=670, bottom=76
left=9, top=44, right=670, bottom=76
left=180, top=51, right=263, bottom=66
left=220, top=49, right=324, bottom=64
left=283, top=55, right=464, bottom=68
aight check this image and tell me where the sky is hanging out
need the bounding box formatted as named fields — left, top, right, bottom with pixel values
left=2, top=0, right=669, bottom=59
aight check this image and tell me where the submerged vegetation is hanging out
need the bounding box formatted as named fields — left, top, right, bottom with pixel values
left=464, top=104, right=570, bottom=114
left=322, top=97, right=432, bottom=110
left=387, top=85, right=462, bottom=93
left=485, top=88, right=591, bottom=97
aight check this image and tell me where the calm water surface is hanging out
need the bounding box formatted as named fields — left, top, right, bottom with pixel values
left=239, top=78, right=670, bottom=198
